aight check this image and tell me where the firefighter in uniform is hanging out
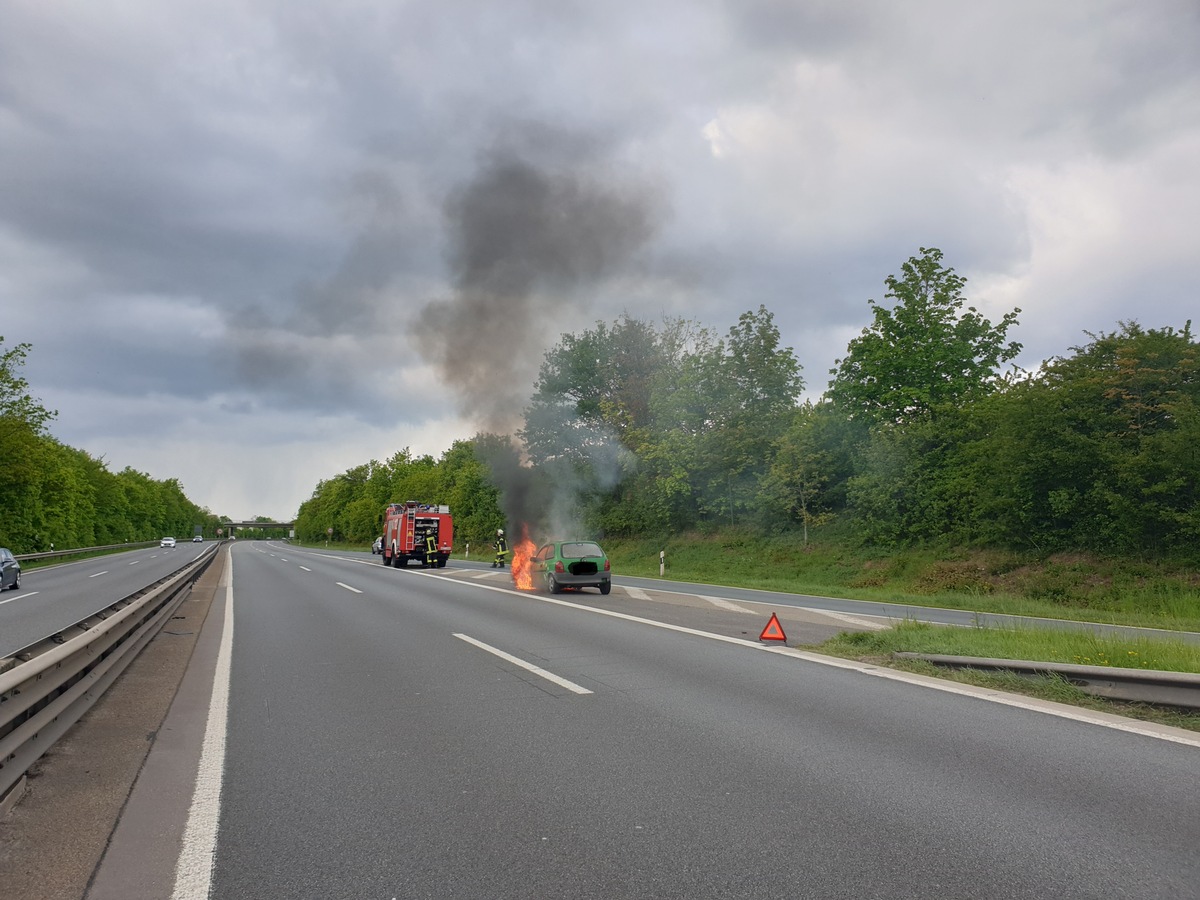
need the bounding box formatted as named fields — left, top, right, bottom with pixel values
left=424, top=532, right=438, bottom=568
left=491, top=529, right=508, bottom=568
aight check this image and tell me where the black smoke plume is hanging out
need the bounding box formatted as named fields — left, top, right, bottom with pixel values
left=417, top=134, right=663, bottom=536
left=420, top=142, right=662, bottom=434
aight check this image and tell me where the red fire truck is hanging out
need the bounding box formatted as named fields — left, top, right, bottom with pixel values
left=381, top=501, right=453, bottom=568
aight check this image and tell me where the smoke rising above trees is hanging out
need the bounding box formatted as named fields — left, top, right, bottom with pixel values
left=411, top=134, right=666, bottom=534
left=418, top=144, right=665, bottom=436
left=296, top=248, right=1200, bottom=561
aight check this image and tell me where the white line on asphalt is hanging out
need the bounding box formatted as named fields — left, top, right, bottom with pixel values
left=298, top=566, right=311, bottom=572
left=698, top=594, right=756, bottom=614
left=0, top=591, right=38, bottom=605
left=416, top=571, right=1200, bottom=749
left=797, top=608, right=892, bottom=631
left=89, top=571, right=108, bottom=578
left=453, top=633, right=594, bottom=695
left=471, top=572, right=494, bottom=579
left=129, top=560, right=140, bottom=565
left=277, top=552, right=1200, bottom=747
left=624, top=586, right=653, bottom=601
left=336, top=582, right=363, bottom=593
left=172, top=543, right=234, bottom=899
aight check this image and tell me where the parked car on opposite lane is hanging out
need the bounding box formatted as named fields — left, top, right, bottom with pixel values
left=0, top=548, right=20, bottom=591
left=160, top=537, right=176, bottom=548
left=372, top=536, right=383, bottom=554
left=531, top=540, right=611, bottom=595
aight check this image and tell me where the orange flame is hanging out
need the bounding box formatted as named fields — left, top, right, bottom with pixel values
left=511, top=524, right=537, bottom=591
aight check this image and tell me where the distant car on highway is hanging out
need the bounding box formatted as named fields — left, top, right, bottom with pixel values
left=193, top=535, right=203, bottom=542
left=160, top=537, right=176, bottom=548
left=0, top=548, right=20, bottom=591
left=531, top=540, right=611, bottom=595
left=372, top=536, right=383, bottom=554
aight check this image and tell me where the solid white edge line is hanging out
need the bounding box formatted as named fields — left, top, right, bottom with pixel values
left=427, top=570, right=1200, bottom=749
left=336, top=582, right=363, bottom=593
left=291, top=552, right=1200, bottom=749
left=453, top=633, right=593, bottom=695
left=171, top=547, right=235, bottom=899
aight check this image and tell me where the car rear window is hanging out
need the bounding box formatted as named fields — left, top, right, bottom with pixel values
left=561, top=542, right=603, bottom=559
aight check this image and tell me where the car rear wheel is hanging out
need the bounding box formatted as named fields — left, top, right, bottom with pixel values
left=599, top=581, right=610, bottom=595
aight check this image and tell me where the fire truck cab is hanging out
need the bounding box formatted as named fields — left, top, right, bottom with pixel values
left=381, top=501, right=453, bottom=569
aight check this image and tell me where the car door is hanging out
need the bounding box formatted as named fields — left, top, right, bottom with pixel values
left=0, top=550, right=16, bottom=589
left=531, top=544, right=552, bottom=577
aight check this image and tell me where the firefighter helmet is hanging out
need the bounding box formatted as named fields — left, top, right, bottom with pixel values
left=497, top=529, right=504, bottom=536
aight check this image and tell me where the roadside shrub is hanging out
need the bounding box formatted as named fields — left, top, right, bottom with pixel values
left=912, top=561, right=994, bottom=595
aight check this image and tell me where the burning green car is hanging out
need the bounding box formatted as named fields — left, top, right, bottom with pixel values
left=531, top=540, right=611, bottom=595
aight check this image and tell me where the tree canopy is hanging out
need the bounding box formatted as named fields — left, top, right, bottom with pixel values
left=827, top=248, right=1021, bottom=422
left=1, top=336, right=57, bottom=437
left=12, top=250, right=1195, bottom=566
left=296, top=271, right=1200, bottom=564
left=0, top=338, right=213, bottom=552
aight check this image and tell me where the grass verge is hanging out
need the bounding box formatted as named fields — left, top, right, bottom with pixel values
left=818, top=621, right=1200, bottom=732
left=602, top=532, right=1200, bottom=632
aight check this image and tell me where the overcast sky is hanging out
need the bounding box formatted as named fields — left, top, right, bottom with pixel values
left=4, top=1, right=1198, bottom=521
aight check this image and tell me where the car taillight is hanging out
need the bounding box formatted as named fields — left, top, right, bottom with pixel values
left=604, top=559, right=610, bottom=571
left=554, top=561, right=565, bottom=573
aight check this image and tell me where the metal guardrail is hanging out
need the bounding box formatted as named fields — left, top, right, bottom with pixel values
left=0, top=546, right=219, bottom=810
left=893, top=652, right=1200, bottom=710
left=14, top=541, right=161, bottom=563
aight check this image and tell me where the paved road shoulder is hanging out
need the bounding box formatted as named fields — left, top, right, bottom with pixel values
left=0, top=546, right=225, bottom=900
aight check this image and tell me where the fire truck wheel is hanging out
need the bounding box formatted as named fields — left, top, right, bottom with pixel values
left=437, top=557, right=447, bottom=568
left=546, top=573, right=562, bottom=594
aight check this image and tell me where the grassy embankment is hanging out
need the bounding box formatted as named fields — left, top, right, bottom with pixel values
left=603, top=530, right=1200, bottom=731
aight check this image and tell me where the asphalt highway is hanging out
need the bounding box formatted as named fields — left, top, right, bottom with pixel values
left=0, top=542, right=215, bottom=657
left=83, top=542, right=1200, bottom=898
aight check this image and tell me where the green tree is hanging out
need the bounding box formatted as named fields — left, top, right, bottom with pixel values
left=827, top=248, right=1021, bottom=423
left=760, top=402, right=838, bottom=541
left=525, top=315, right=668, bottom=448
left=437, top=438, right=503, bottom=548
left=0, top=337, right=57, bottom=437
left=522, top=315, right=706, bottom=534
left=702, top=305, right=804, bottom=522
left=645, top=307, right=802, bottom=526
left=963, top=322, right=1200, bottom=554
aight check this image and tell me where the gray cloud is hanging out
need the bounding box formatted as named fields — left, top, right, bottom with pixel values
left=2, top=0, right=1197, bottom=519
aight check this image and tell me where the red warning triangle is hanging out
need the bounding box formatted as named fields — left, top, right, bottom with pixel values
left=759, top=612, right=787, bottom=643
